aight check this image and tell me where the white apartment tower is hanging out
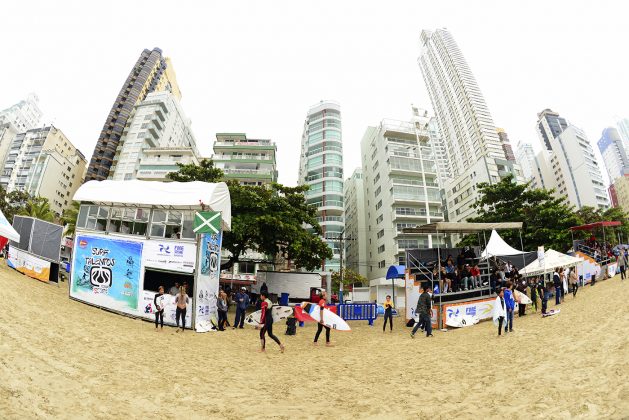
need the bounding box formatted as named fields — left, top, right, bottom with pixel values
left=0, top=93, right=43, bottom=133
left=343, top=168, right=367, bottom=278
left=361, top=117, right=445, bottom=280
left=597, top=127, right=629, bottom=182
left=109, top=91, right=199, bottom=181
left=515, top=142, right=547, bottom=190
left=298, top=101, right=344, bottom=272
left=418, top=28, right=521, bottom=222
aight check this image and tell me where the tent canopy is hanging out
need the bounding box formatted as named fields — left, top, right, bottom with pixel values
left=569, top=221, right=621, bottom=231
left=0, top=209, right=20, bottom=242
left=481, top=229, right=526, bottom=258
left=519, top=249, right=582, bottom=277
left=404, top=221, right=523, bottom=234
left=74, top=180, right=231, bottom=231
left=386, top=265, right=406, bottom=279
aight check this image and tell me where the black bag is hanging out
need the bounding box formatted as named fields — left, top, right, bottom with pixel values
left=285, top=317, right=297, bottom=335
left=406, top=319, right=416, bottom=328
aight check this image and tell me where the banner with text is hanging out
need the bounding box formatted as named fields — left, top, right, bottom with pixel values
left=8, top=246, right=51, bottom=283
left=442, top=298, right=496, bottom=326
left=195, top=230, right=222, bottom=332
left=142, top=240, right=196, bottom=273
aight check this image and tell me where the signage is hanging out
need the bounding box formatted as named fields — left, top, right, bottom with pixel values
left=8, top=247, right=51, bottom=283
left=195, top=231, right=223, bottom=332
left=193, top=211, right=221, bottom=234
left=142, top=240, right=196, bottom=273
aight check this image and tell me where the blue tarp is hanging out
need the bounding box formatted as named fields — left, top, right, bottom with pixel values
left=386, top=265, right=406, bottom=279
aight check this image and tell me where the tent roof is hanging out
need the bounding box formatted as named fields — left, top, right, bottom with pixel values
left=386, top=265, right=406, bottom=279
left=481, top=229, right=526, bottom=258
left=74, top=180, right=231, bottom=230
left=404, top=222, right=523, bottom=234
left=0, top=209, right=19, bottom=242
left=519, top=249, right=582, bottom=277
left=569, top=221, right=621, bottom=231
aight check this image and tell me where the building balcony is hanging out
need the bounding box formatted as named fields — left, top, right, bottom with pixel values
left=213, top=154, right=273, bottom=162
left=222, top=168, right=274, bottom=179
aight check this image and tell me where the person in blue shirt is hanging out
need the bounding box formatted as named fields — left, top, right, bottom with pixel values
left=232, top=287, right=250, bottom=329
left=503, top=282, right=515, bottom=333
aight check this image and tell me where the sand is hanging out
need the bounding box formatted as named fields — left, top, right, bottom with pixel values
left=0, top=262, right=628, bottom=419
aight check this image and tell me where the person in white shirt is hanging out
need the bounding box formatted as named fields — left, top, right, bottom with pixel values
left=493, top=288, right=507, bottom=337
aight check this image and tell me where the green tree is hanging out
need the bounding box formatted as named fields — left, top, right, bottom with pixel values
left=331, top=268, right=368, bottom=291
left=0, top=186, right=31, bottom=223
left=18, top=196, right=56, bottom=222
left=460, top=174, right=579, bottom=252
left=167, top=161, right=333, bottom=271
left=61, top=201, right=81, bottom=237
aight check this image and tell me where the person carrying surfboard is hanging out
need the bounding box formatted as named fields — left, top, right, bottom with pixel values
left=258, top=291, right=285, bottom=353
left=313, top=291, right=333, bottom=346
left=493, top=288, right=506, bottom=336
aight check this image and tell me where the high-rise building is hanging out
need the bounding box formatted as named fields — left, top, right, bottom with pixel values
left=85, top=48, right=180, bottom=181
left=515, top=142, right=547, bottom=190
left=418, top=28, right=522, bottom=222
left=1, top=126, right=86, bottom=215
left=109, top=91, right=198, bottom=181
left=497, top=128, right=516, bottom=162
left=616, top=118, right=629, bottom=143
left=360, top=118, right=445, bottom=280
left=0, top=93, right=43, bottom=132
left=598, top=127, right=629, bottom=182
left=611, top=175, right=629, bottom=213
left=537, top=109, right=569, bottom=151
left=213, top=133, right=277, bottom=186
left=0, top=123, right=19, bottom=175
left=343, top=168, right=367, bottom=278
left=298, top=100, right=344, bottom=272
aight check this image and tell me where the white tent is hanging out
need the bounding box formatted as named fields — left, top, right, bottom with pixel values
left=519, top=249, right=583, bottom=277
left=74, top=180, right=231, bottom=230
left=481, top=229, right=525, bottom=258
left=0, top=209, right=20, bottom=241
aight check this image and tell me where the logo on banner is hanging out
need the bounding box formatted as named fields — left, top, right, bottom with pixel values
left=174, top=245, right=184, bottom=257
left=158, top=244, right=171, bottom=254
left=90, top=266, right=112, bottom=288
left=86, top=247, right=116, bottom=292
left=466, top=307, right=477, bottom=316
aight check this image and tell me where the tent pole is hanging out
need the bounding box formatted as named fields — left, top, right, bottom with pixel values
left=437, top=229, right=442, bottom=329
left=519, top=229, right=526, bottom=273
left=482, top=230, right=488, bottom=297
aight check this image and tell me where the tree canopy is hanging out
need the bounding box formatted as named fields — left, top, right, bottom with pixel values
left=331, top=268, right=368, bottom=292
left=167, top=159, right=332, bottom=271
left=18, top=196, right=56, bottom=222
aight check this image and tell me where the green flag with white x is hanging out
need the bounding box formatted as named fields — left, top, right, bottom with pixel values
left=193, top=211, right=221, bottom=234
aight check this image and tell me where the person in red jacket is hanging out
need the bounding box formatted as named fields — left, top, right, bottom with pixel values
left=259, top=291, right=284, bottom=353
left=314, top=291, right=333, bottom=346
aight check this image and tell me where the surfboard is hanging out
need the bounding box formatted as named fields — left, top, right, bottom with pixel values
left=514, top=290, right=532, bottom=305
left=542, top=309, right=560, bottom=317
left=302, top=303, right=351, bottom=331
left=245, top=305, right=294, bottom=327
left=446, top=315, right=479, bottom=328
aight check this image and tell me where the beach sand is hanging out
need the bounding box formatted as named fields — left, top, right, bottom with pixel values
left=0, top=262, right=627, bottom=419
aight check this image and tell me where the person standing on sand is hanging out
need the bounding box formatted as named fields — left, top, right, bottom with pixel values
left=313, top=291, right=333, bottom=346
left=233, top=287, right=250, bottom=329
left=411, top=284, right=433, bottom=338
left=553, top=268, right=562, bottom=305
left=569, top=268, right=579, bottom=297
left=175, top=286, right=189, bottom=333
left=154, top=286, right=165, bottom=331
left=503, top=282, right=515, bottom=333
left=382, top=295, right=394, bottom=333
left=217, top=291, right=228, bottom=331
left=618, top=247, right=627, bottom=281
left=259, top=291, right=285, bottom=353
left=493, top=288, right=506, bottom=336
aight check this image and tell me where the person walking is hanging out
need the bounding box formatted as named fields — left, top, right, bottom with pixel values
left=175, top=286, right=189, bottom=332
left=553, top=268, right=562, bottom=305
left=411, top=284, right=433, bottom=338
left=154, top=286, right=166, bottom=332
left=618, top=247, right=627, bottom=280
left=313, top=291, right=333, bottom=346
left=493, top=288, right=507, bottom=336
left=561, top=268, right=568, bottom=303
left=569, top=267, right=579, bottom=297
left=503, top=282, right=515, bottom=333
left=258, top=291, right=284, bottom=353
left=233, top=287, right=250, bottom=329
left=382, top=295, right=394, bottom=333
left=516, top=277, right=527, bottom=317
left=217, top=291, right=228, bottom=331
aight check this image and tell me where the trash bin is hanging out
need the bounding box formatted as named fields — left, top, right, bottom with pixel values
left=279, top=292, right=289, bottom=306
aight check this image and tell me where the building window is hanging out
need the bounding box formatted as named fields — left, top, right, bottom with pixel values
left=375, top=200, right=382, bottom=210
left=378, top=244, right=385, bottom=253
left=378, top=260, right=386, bottom=269
left=377, top=229, right=384, bottom=239
left=376, top=214, right=383, bottom=224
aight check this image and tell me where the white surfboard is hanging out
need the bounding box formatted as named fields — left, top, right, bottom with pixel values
left=514, top=290, right=532, bottom=305
left=245, top=305, right=294, bottom=327
left=302, top=303, right=351, bottom=331
left=542, top=309, right=560, bottom=317
left=446, top=314, right=479, bottom=328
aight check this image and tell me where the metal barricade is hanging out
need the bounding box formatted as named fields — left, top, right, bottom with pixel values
left=336, top=303, right=378, bottom=326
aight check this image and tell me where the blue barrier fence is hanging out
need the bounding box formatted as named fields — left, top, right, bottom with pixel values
left=337, top=303, right=378, bottom=326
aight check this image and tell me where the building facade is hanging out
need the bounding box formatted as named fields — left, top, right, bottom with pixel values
left=0, top=93, right=43, bottom=133
left=0, top=126, right=86, bottom=215
left=515, top=142, right=549, bottom=190
left=597, top=127, right=629, bottom=183
left=213, top=133, right=277, bottom=186
left=0, top=123, right=19, bottom=175
left=418, top=28, right=522, bottom=222
left=497, top=128, right=516, bottom=162
left=298, top=101, right=344, bottom=272
left=617, top=118, right=629, bottom=143
left=108, top=91, right=198, bottom=181
left=135, top=147, right=199, bottom=182
left=360, top=118, right=445, bottom=280
left=85, top=48, right=181, bottom=181
left=537, top=108, right=569, bottom=151
left=611, top=175, right=629, bottom=213
left=343, top=168, right=367, bottom=278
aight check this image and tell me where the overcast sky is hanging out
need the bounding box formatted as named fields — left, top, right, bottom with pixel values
left=2, top=0, right=627, bottom=186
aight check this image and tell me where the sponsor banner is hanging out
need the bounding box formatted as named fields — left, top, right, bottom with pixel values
left=442, top=298, right=495, bottom=326
left=140, top=291, right=192, bottom=327
left=219, top=273, right=256, bottom=282
left=195, top=231, right=222, bottom=332
left=607, top=262, right=618, bottom=278
left=142, top=240, right=196, bottom=273
left=8, top=246, right=51, bottom=282
left=70, top=235, right=143, bottom=314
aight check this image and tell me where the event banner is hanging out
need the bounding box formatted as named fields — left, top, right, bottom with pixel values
left=195, top=230, right=222, bottom=332
left=70, top=235, right=143, bottom=313
left=442, top=298, right=496, bottom=326
left=142, top=240, right=196, bottom=273
left=140, top=290, right=192, bottom=327
left=8, top=246, right=51, bottom=283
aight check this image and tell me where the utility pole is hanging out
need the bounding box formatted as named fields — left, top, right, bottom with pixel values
left=338, top=229, right=344, bottom=303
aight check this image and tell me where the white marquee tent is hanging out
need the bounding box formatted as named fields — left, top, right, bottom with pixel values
left=0, top=209, right=20, bottom=242
left=481, top=229, right=526, bottom=258
left=519, top=249, right=583, bottom=277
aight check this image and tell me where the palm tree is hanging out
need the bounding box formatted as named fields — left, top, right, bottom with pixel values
left=61, top=201, right=80, bottom=237
left=18, top=197, right=55, bottom=222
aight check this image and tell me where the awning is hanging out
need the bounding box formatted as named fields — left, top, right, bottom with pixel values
left=481, top=229, right=526, bottom=258
left=569, top=221, right=621, bottom=231
left=0, top=209, right=20, bottom=242
left=386, top=265, right=406, bottom=279
left=74, top=180, right=231, bottom=231
left=519, top=249, right=583, bottom=277
left=403, top=221, right=523, bottom=234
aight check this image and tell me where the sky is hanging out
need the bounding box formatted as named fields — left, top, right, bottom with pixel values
left=1, top=0, right=628, bottom=187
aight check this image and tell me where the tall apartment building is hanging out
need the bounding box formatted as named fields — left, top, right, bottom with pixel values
left=497, top=128, right=516, bottom=162
left=298, top=101, right=344, bottom=272
left=0, top=123, right=19, bottom=175
left=213, top=133, right=277, bottom=186
left=85, top=48, right=180, bottom=181
left=515, top=142, right=549, bottom=190
left=611, top=175, right=629, bottom=212
left=418, top=28, right=522, bottom=222
left=343, top=168, right=367, bottom=278
left=0, top=126, right=86, bottom=215
left=534, top=113, right=609, bottom=209
left=0, top=93, right=43, bottom=132
left=361, top=118, right=445, bottom=280
left=598, top=127, right=629, bottom=182
left=135, top=147, right=199, bottom=182
left=109, top=91, right=198, bottom=181
left=617, top=118, right=629, bottom=143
